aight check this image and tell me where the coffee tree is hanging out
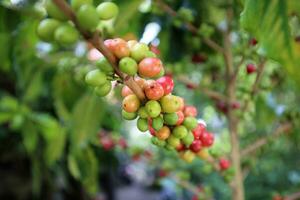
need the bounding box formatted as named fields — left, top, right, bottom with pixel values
left=0, top=0, right=299, bottom=200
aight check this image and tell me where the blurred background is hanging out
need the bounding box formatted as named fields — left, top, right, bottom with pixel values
left=0, top=0, right=300, bottom=200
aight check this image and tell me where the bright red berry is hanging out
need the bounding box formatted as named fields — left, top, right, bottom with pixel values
left=199, top=131, right=214, bottom=147
left=156, top=76, right=174, bottom=95
left=145, top=81, right=164, bottom=100
left=190, top=140, right=202, bottom=153
left=138, top=57, right=163, bottom=78
left=249, top=38, right=258, bottom=46
left=192, top=123, right=206, bottom=139
left=219, top=158, right=230, bottom=170
left=246, top=63, right=256, bottom=74
left=183, top=106, right=198, bottom=117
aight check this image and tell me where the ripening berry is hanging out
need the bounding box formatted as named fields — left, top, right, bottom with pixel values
left=183, top=106, right=198, bottom=117
left=138, top=57, right=163, bottom=78
left=156, top=76, right=174, bottom=95
left=121, top=86, right=133, bottom=97
left=176, top=111, right=185, bottom=125
left=122, top=94, right=140, bottom=113
left=144, top=81, right=164, bottom=100
left=156, top=126, right=171, bottom=140
left=160, top=95, right=181, bottom=113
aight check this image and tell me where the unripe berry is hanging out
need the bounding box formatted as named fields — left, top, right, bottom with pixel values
left=163, top=113, right=178, bottom=126
left=37, top=19, right=60, bottom=42
left=152, top=116, right=164, bottom=131
left=94, top=81, right=111, bottom=97
left=160, top=95, right=181, bottom=113
left=45, top=0, right=68, bottom=21
left=54, top=24, right=79, bottom=45
left=71, top=0, right=93, bottom=11
left=97, top=2, right=119, bottom=20
left=137, top=118, right=148, bottom=132
left=156, top=126, right=171, bottom=140
left=183, top=117, right=198, bottom=130
left=130, top=43, right=149, bottom=62
left=172, top=125, right=188, bottom=139
left=122, top=110, right=137, bottom=120
left=85, top=69, right=107, bottom=86
left=145, top=100, right=161, bottom=118
left=96, top=57, right=114, bottom=74
left=182, top=131, right=194, bottom=146
left=119, top=57, right=138, bottom=76
left=138, top=57, right=163, bottom=78
left=138, top=107, right=148, bottom=118
left=77, top=4, right=99, bottom=31
left=156, top=76, right=174, bottom=95
left=181, top=150, right=195, bottom=163
left=122, top=94, right=140, bottom=113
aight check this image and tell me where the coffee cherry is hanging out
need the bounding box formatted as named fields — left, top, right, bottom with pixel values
left=85, top=69, right=107, bottom=86
left=130, top=43, right=149, bottom=62
left=160, top=95, right=181, bottom=113
left=148, top=118, right=156, bottom=136
left=163, top=113, right=178, bottom=126
left=190, top=140, right=202, bottom=153
left=104, top=39, right=115, bottom=52
left=121, top=86, right=133, bottom=97
left=219, top=158, right=230, bottom=170
left=138, top=107, right=148, bottom=118
left=45, top=0, right=68, bottom=21
left=172, top=125, right=188, bottom=139
left=122, top=94, right=140, bottom=113
left=37, top=19, right=60, bottom=42
left=178, top=97, right=185, bottom=111
left=176, top=111, right=185, bottom=125
left=71, top=0, right=93, bottom=11
left=181, top=150, right=195, bottom=163
left=152, top=116, right=164, bottom=131
left=100, top=136, right=115, bottom=150
left=167, top=135, right=181, bottom=147
left=156, top=76, right=174, bottom=95
left=137, top=118, right=148, bottom=132
left=183, top=117, right=198, bottom=130
left=77, top=4, right=99, bottom=31
left=145, top=51, right=157, bottom=58
left=246, top=63, right=256, bottom=74
left=145, top=81, right=164, bottom=100
left=113, top=38, right=130, bottom=59
left=156, top=126, right=171, bottom=140
left=54, top=24, right=79, bottom=45
left=197, top=149, right=209, bottom=160
left=138, top=57, right=163, bottom=78
left=96, top=57, right=114, bottom=74
left=127, top=40, right=138, bottom=49
left=192, top=123, right=205, bottom=139
left=199, top=131, right=214, bottom=147
left=249, top=38, right=258, bottom=46
left=176, top=143, right=186, bottom=152
left=182, top=131, right=194, bottom=146
left=119, top=57, right=138, bottom=76
left=122, top=110, right=137, bottom=120
left=94, top=81, right=111, bottom=97
left=183, top=105, right=197, bottom=117
left=96, top=2, right=119, bottom=20
left=145, top=100, right=161, bottom=118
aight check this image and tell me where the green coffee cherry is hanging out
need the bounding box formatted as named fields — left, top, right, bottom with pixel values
left=85, top=69, right=107, bottom=86
left=94, top=81, right=111, bottom=97
left=37, top=19, right=60, bottom=42
left=96, top=2, right=119, bottom=20
left=137, top=118, right=148, bottom=132
left=54, top=24, right=79, bottom=45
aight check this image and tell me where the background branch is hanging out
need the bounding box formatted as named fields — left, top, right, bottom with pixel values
left=52, top=0, right=146, bottom=100
left=241, top=123, right=292, bottom=157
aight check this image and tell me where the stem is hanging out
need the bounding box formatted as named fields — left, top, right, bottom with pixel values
left=223, top=4, right=245, bottom=200
left=241, top=123, right=292, bottom=157
left=52, top=0, right=145, bottom=100
left=154, top=0, right=224, bottom=54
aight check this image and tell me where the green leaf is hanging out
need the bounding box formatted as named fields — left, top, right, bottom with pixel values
left=0, top=95, right=18, bottom=124
left=22, top=121, right=38, bottom=154
left=240, top=0, right=300, bottom=84
left=71, top=94, right=105, bottom=147
left=68, top=154, right=81, bottom=180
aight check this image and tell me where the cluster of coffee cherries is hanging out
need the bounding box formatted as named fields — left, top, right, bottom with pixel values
left=88, top=38, right=215, bottom=162
left=98, top=131, right=127, bottom=151
left=37, top=0, right=118, bottom=45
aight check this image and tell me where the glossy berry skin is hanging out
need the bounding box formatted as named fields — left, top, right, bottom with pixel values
left=199, top=131, right=214, bottom=147
left=183, top=117, right=198, bottom=130
left=246, top=63, right=256, bottom=74
left=130, top=43, right=149, bottom=62
left=54, top=24, right=79, bottom=45
left=119, top=57, right=138, bottom=75
left=190, top=140, right=202, bottom=153
left=112, top=38, right=130, bottom=59
left=122, top=94, right=140, bottom=113
left=172, top=125, right=188, bottom=139
left=85, top=69, right=107, bottom=87
left=156, top=76, right=174, bottom=95
left=122, top=110, right=137, bottom=120
left=127, top=40, right=138, bottom=49
left=182, top=132, right=194, bottom=147
left=97, top=2, right=119, bottom=20
left=145, top=100, right=161, bottom=118
left=37, top=19, right=60, bottom=42
left=183, top=106, right=198, bottom=117
left=152, top=116, right=164, bottom=131
left=163, top=113, right=178, bottom=126
left=219, top=158, right=230, bottom=170
left=176, top=111, right=185, bottom=125
left=192, top=123, right=206, bottom=139
left=94, top=81, right=111, bottom=97
left=156, top=126, right=171, bottom=140
left=160, top=95, right=181, bottom=113
left=121, top=86, right=133, bottom=97
left=77, top=4, right=99, bottom=31
left=144, top=81, right=164, bottom=100
left=138, top=57, right=163, bottom=78
left=137, top=118, right=148, bottom=132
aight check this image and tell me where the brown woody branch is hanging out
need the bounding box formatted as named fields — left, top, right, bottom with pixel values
left=154, top=0, right=224, bottom=54
left=52, top=0, right=145, bottom=100
left=176, top=75, right=227, bottom=101
left=241, top=123, right=292, bottom=157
